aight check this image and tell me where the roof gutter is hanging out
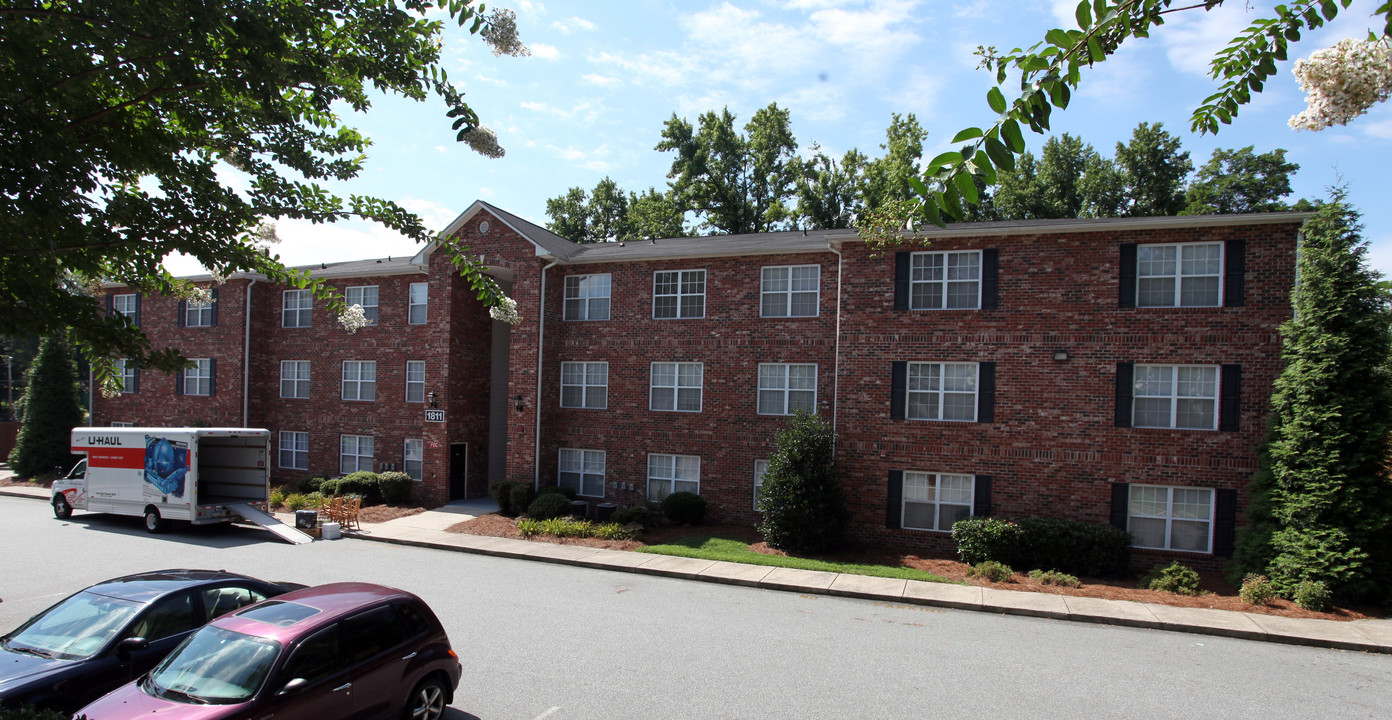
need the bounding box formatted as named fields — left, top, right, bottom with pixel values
left=829, top=243, right=843, bottom=434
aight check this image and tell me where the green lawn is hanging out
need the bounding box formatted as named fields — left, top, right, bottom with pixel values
left=638, top=536, right=954, bottom=583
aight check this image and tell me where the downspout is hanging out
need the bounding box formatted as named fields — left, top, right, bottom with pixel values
left=534, top=259, right=560, bottom=490
left=830, top=242, right=843, bottom=434
left=243, top=278, right=257, bottom=427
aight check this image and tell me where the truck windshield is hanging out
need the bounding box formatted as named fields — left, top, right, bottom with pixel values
left=1, top=591, right=141, bottom=660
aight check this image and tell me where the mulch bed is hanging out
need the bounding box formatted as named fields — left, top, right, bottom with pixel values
left=445, top=514, right=1381, bottom=622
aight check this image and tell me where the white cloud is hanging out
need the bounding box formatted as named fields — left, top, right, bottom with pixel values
left=546, top=143, right=610, bottom=163
left=581, top=73, right=621, bottom=87
left=531, top=43, right=560, bottom=59
left=434, top=145, right=446, bottom=153
left=887, top=69, right=943, bottom=119
left=519, top=100, right=604, bottom=123
left=952, top=0, right=991, bottom=19
left=398, top=197, right=459, bottom=230
left=471, top=73, right=507, bottom=85
left=592, top=50, right=688, bottom=87
left=552, top=16, right=595, bottom=33
left=478, top=187, right=495, bottom=198
left=516, top=1, right=545, bottom=17
left=1362, top=118, right=1392, bottom=140
left=1159, top=3, right=1257, bottom=76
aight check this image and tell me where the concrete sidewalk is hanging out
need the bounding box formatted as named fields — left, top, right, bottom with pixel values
left=4, top=479, right=1390, bottom=654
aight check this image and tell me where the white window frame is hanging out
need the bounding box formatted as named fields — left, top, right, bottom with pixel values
left=112, top=293, right=138, bottom=321
left=757, top=363, right=817, bottom=415
left=563, top=274, right=612, bottom=321
left=116, top=358, right=136, bottom=394
left=1132, top=364, right=1219, bottom=430
left=184, top=297, right=214, bottom=327
left=906, top=362, right=978, bottom=422
left=279, top=431, right=309, bottom=470
left=280, top=360, right=310, bottom=399
left=652, top=269, right=706, bottom=319
left=184, top=359, right=212, bottom=397
left=909, top=250, right=982, bottom=310
left=649, top=362, right=703, bottom=412
left=901, top=471, right=975, bottom=532
left=753, top=459, right=769, bottom=510
left=339, top=434, right=374, bottom=475
left=647, top=453, right=700, bottom=501
left=760, top=265, right=819, bottom=318
left=282, top=290, right=312, bottom=328
left=405, top=361, right=425, bottom=403
left=345, top=285, right=379, bottom=326
left=560, top=361, right=608, bottom=409
left=559, top=448, right=606, bottom=498
left=408, top=282, right=428, bottom=325
left=341, top=360, right=377, bottom=401
left=404, top=438, right=423, bottom=481
left=1136, top=242, right=1224, bottom=308
left=1127, top=484, right=1215, bottom=553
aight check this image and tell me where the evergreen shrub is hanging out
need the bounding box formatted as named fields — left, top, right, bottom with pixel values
left=661, top=491, right=707, bottom=525
left=1142, top=561, right=1201, bottom=595
left=526, top=492, right=571, bottom=520
left=756, top=412, right=850, bottom=554
left=378, top=472, right=413, bottom=504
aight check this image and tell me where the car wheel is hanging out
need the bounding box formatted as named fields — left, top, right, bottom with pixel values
left=53, top=496, right=72, bottom=519
left=405, top=677, right=447, bottom=720
left=144, top=508, right=167, bottom=534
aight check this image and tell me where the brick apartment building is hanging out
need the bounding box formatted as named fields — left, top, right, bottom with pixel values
left=94, top=201, right=1305, bottom=564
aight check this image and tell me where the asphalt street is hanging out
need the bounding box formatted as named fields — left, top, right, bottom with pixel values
left=1, top=496, right=1389, bottom=720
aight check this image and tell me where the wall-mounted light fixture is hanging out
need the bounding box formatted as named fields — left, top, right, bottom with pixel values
left=514, top=394, right=525, bottom=412
left=427, top=391, right=438, bottom=409
left=1053, top=349, right=1070, bottom=361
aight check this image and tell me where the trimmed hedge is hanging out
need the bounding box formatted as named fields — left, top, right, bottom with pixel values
left=952, top=516, right=1131, bottom=578
left=661, top=491, right=707, bottom=525
left=612, top=505, right=655, bottom=528
left=526, top=492, right=571, bottom=520
left=296, top=476, right=327, bottom=494
left=378, top=471, right=413, bottom=504
left=537, top=485, right=577, bottom=500
left=337, top=471, right=382, bottom=503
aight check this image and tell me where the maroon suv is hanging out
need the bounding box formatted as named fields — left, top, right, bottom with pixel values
left=76, top=582, right=461, bottom=720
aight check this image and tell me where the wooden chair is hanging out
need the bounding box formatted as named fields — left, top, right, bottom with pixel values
left=341, top=496, right=362, bottom=531
left=320, top=496, right=345, bottom=526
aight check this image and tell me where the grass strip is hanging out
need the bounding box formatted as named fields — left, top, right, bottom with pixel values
left=638, top=536, right=954, bottom=583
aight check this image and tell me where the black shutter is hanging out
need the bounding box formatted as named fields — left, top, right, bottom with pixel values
left=1219, top=364, right=1242, bottom=431
left=208, top=359, right=217, bottom=397
left=893, top=252, right=910, bottom=311
left=131, top=365, right=140, bottom=393
left=977, top=362, right=995, bottom=423
left=177, top=300, right=186, bottom=327
left=1213, top=488, right=1238, bottom=556
left=133, top=294, right=141, bottom=326
left=973, top=475, right=992, bottom=517
left=890, top=361, right=907, bottom=420
left=105, top=293, right=113, bottom=317
left=980, top=249, right=999, bottom=310
left=1115, top=362, right=1134, bottom=428
left=1119, top=244, right=1137, bottom=309
left=886, top=470, right=903, bottom=529
left=1110, top=483, right=1130, bottom=530
left=1224, top=239, right=1246, bottom=307
left=175, top=367, right=183, bottom=396
left=210, top=287, right=220, bottom=326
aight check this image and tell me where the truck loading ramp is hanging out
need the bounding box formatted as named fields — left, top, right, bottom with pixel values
left=228, top=503, right=314, bottom=545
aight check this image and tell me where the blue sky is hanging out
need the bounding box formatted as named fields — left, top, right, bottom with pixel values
left=177, top=0, right=1392, bottom=277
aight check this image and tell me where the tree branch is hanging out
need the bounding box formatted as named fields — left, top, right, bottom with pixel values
left=61, top=81, right=208, bottom=132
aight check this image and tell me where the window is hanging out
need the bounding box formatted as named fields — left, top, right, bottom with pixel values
left=560, top=362, right=607, bottom=409
left=761, top=265, right=819, bottom=317
left=653, top=270, right=705, bottom=319
left=116, top=358, right=138, bottom=394
left=111, top=421, right=134, bottom=427
left=753, top=459, right=769, bottom=510
left=564, top=274, right=611, bottom=321
left=405, top=361, right=425, bottom=403
left=647, top=453, right=699, bottom=501
left=757, top=364, right=816, bottom=415
left=408, top=282, right=428, bottom=325
left=129, top=593, right=195, bottom=641
left=1133, top=365, right=1218, bottom=430
left=200, top=587, right=268, bottom=622
left=283, top=290, right=312, bottom=328
left=184, top=295, right=215, bottom=327
left=112, top=293, right=139, bottom=323
left=404, top=439, right=423, bottom=481
left=907, top=362, right=977, bottom=422
left=345, top=285, right=379, bottom=325
left=342, top=361, right=376, bottom=401
left=280, top=361, right=310, bottom=399
left=1128, top=485, right=1214, bottom=552
left=650, top=362, right=702, bottom=412
left=1137, top=242, right=1222, bottom=307
left=340, top=435, right=374, bottom=474
left=279, top=431, right=308, bottom=470
left=909, top=251, right=981, bottom=309
left=183, top=359, right=212, bottom=397
left=559, top=448, right=605, bottom=498
left=901, top=472, right=974, bottom=531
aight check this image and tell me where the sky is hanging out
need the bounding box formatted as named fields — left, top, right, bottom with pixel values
left=171, top=0, right=1392, bottom=277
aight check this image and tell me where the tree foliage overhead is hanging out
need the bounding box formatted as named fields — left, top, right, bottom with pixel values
left=8, top=331, right=84, bottom=478
left=1, top=0, right=525, bottom=390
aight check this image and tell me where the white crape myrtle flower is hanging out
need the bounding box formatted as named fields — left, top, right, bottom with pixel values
left=481, top=8, right=530, bottom=57
left=338, top=303, right=371, bottom=333
left=1289, top=37, right=1392, bottom=131
left=186, top=286, right=215, bottom=308
left=461, top=126, right=505, bottom=159
left=489, top=296, right=522, bottom=325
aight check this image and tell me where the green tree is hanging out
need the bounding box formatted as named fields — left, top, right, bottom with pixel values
left=587, top=177, right=632, bottom=242
left=861, top=113, right=928, bottom=213
left=756, top=412, right=851, bottom=554
left=1182, top=146, right=1301, bottom=215
left=626, top=187, right=687, bottom=240
left=544, top=187, right=592, bottom=243
left=1113, top=122, right=1192, bottom=216
left=8, top=331, right=85, bottom=478
left=792, top=146, right=867, bottom=230
left=1235, top=190, right=1392, bottom=601
left=1, top=0, right=526, bottom=391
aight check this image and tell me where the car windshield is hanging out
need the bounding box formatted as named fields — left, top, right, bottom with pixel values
left=2, top=591, right=141, bottom=660
left=146, top=626, right=280, bottom=705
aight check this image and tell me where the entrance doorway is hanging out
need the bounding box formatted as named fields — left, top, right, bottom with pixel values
left=449, top=443, right=468, bottom=500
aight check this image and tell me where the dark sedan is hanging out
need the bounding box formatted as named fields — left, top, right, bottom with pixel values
left=0, top=569, right=296, bottom=713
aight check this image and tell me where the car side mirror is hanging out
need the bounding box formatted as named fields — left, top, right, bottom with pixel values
left=117, top=637, right=149, bottom=659
left=278, top=678, right=310, bottom=697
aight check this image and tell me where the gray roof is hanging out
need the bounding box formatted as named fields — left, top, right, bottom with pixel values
left=564, top=228, right=844, bottom=264
left=849, top=211, right=1313, bottom=242
left=478, top=201, right=585, bottom=260
left=287, top=255, right=424, bottom=279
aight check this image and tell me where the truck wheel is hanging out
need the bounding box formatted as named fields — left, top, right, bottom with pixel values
left=53, top=496, right=72, bottom=519
left=144, top=508, right=167, bottom=534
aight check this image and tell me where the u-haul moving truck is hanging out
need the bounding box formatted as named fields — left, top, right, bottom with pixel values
left=53, top=427, right=272, bottom=534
